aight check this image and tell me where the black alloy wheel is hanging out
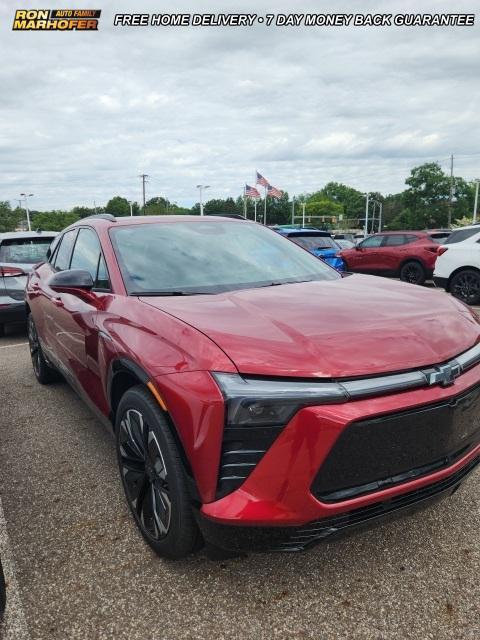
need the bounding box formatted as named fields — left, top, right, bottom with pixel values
left=27, top=314, right=58, bottom=384
left=116, top=386, right=200, bottom=559
left=400, top=261, right=426, bottom=285
left=450, top=269, right=480, bottom=305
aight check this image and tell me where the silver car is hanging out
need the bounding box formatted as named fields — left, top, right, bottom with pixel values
left=0, top=231, right=57, bottom=336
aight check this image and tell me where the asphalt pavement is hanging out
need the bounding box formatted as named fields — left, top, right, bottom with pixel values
left=0, top=321, right=479, bottom=640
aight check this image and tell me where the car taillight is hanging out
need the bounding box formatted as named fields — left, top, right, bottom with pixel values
left=0, top=266, right=25, bottom=277
left=437, top=246, right=449, bottom=256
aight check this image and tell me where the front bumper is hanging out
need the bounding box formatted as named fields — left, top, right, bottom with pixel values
left=198, top=455, right=479, bottom=552
left=200, top=363, right=480, bottom=549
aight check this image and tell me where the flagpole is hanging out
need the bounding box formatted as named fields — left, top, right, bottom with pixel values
left=264, top=185, right=267, bottom=225
left=254, top=198, right=257, bottom=223
left=243, top=185, right=247, bottom=218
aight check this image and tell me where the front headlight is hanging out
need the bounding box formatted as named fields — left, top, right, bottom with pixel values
left=212, top=372, right=348, bottom=427
left=212, top=370, right=427, bottom=427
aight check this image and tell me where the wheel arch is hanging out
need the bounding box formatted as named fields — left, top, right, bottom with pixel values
left=108, top=358, right=200, bottom=502
left=446, top=265, right=480, bottom=292
left=399, top=257, right=427, bottom=272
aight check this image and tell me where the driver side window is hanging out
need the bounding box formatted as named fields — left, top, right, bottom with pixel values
left=359, top=235, right=384, bottom=248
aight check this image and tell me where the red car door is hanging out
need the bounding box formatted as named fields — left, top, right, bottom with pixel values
left=47, top=227, right=112, bottom=411
left=345, top=234, right=385, bottom=272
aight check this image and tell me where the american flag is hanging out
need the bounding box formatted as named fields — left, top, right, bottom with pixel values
left=267, top=184, right=283, bottom=199
left=245, top=184, right=260, bottom=198
left=256, top=171, right=269, bottom=187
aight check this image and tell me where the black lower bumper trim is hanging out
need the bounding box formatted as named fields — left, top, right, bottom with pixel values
left=197, top=456, right=479, bottom=553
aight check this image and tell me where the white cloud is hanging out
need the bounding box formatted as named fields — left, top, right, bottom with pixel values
left=0, top=0, right=479, bottom=209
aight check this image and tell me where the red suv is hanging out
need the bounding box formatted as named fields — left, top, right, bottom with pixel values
left=26, top=216, right=479, bottom=558
left=340, top=230, right=450, bottom=284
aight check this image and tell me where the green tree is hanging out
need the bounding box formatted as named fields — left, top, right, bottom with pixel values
left=33, top=210, right=80, bottom=231
left=320, top=182, right=365, bottom=223
left=305, top=192, right=343, bottom=227
left=401, top=162, right=458, bottom=228
left=105, top=196, right=131, bottom=217
left=0, top=202, right=22, bottom=232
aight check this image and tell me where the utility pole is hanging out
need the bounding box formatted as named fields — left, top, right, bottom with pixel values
left=364, top=193, right=369, bottom=237
left=448, top=154, right=454, bottom=228
left=473, top=179, right=480, bottom=224
left=196, top=185, right=209, bottom=216
left=139, top=174, right=149, bottom=212
left=20, top=193, right=33, bottom=231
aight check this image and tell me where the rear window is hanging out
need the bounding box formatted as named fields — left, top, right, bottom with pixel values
left=444, top=228, right=479, bottom=244
left=0, top=237, right=55, bottom=264
left=428, top=232, right=451, bottom=244
left=290, top=235, right=338, bottom=251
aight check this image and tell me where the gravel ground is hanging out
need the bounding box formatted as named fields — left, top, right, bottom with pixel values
left=0, top=323, right=479, bottom=640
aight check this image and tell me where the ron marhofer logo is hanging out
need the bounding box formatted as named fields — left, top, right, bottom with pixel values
left=13, top=9, right=101, bottom=30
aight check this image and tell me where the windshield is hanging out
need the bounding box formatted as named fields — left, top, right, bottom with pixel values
left=110, top=221, right=340, bottom=295
left=0, top=237, right=55, bottom=264
left=289, top=235, right=339, bottom=251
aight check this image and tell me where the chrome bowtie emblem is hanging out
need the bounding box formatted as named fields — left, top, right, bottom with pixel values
left=426, top=362, right=461, bottom=387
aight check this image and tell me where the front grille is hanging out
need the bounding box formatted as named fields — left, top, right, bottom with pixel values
left=312, top=383, right=480, bottom=503
left=275, top=456, right=479, bottom=551
left=216, top=424, right=284, bottom=498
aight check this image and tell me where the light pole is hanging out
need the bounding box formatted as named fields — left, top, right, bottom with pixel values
left=301, top=201, right=306, bottom=228
left=20, top=193, right=33, bottom=231
left=378, top=201, right=383, bottom=232
left=291, top=196, right=295, bottom=225
left=128, top=201, right=133, bottom=216
left=364, top=193, right=369, bottom=237
left=473, top=179, right=480, bottom=224
left=196, top=185, right=210, bottom=216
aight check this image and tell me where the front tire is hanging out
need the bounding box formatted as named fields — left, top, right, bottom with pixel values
left=115, top=386, right=200, bottom=559
left=450, top=269, right=480, bottom=305
left=400, top=261, right=426, bottom=285
left=27, top=314, right=59, bottom=384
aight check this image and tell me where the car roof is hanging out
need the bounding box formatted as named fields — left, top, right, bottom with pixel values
left=373, top=230, right=425, bottom=235
left=67, top=215, right=250, bottom=230
left=280, top=229, right=332, bottom=237
left=0, top=230, right=58, bottom=240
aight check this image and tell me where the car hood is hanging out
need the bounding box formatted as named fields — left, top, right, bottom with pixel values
left=141, top=275, right=480, bottom=378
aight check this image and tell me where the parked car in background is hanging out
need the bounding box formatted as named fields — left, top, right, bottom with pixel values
left=275, top=229, right=345, bottom=271
left=335, top=239, right=355, bottom=250
left=434, top=224, right=480, bottom=304
left=25, top=215, right=480, bottom=558
left=333, top=233, right=356, bottom=244
left=0, top=231, right=57, bottom=336
left=340, top=230, right=451, bottom=285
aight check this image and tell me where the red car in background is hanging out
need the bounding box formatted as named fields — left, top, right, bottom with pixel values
left=340, top=230, right=450, bottom=285
left=25, top=216, right=479, bottom=558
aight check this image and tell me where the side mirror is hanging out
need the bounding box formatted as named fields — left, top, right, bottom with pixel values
left=48, top=269, right=94, bottom=293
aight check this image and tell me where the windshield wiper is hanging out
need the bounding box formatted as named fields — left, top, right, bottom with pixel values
left=131, top=291, right=214, bottom=296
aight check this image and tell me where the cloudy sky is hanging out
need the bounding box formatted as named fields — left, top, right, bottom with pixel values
left=0, top=0, right=479, bottom=211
